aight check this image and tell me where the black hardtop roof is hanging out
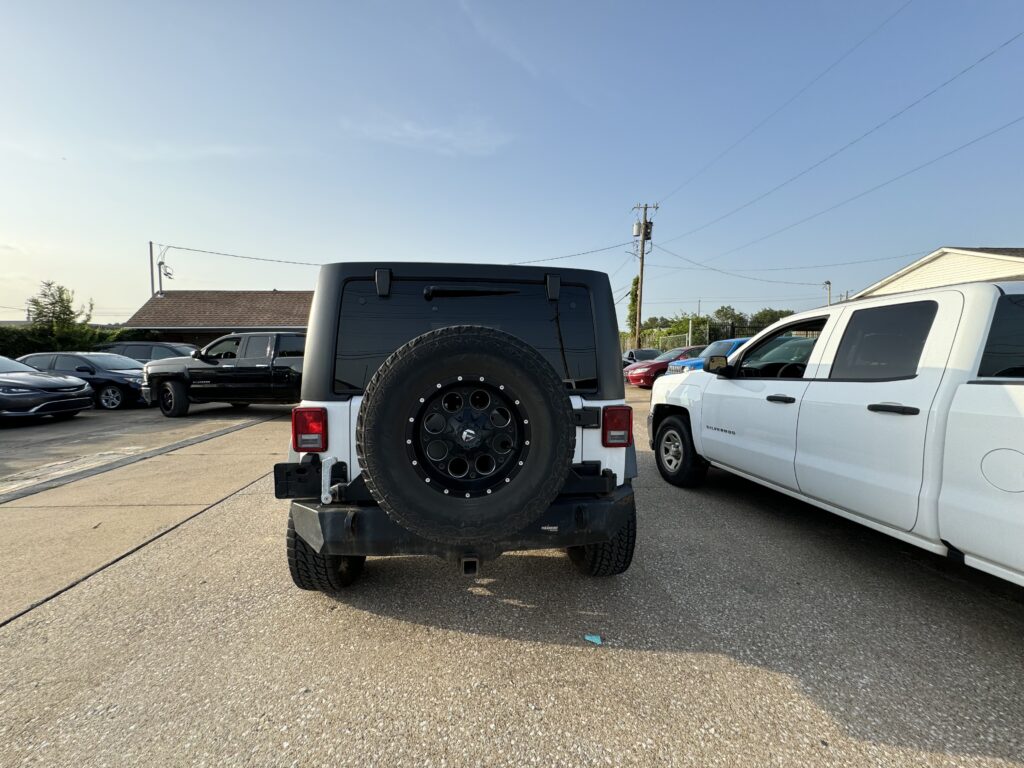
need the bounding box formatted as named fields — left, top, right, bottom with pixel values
left=320, top=261, right=612, bottom=285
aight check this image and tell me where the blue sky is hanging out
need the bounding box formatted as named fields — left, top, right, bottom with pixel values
left=1, top=0, right=1022, bottom=327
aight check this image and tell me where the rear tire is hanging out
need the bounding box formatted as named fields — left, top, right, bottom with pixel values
left=158, top=380, right=190, bottom=418
left=568, top=507, right=636, bottom=577
left=287, top=514, right=364, bottom=592
left=654, top=415, right=707, bottom=487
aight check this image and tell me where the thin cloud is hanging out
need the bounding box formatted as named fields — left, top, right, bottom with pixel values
left=339, top=113, right=513, bottom=157
left=112, top=142, right=268, bottom=162
left=458, top=0, right=539, bottom=78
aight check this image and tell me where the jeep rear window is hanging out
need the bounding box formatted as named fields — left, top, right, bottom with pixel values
left=334, top=279, right=599, bottom=393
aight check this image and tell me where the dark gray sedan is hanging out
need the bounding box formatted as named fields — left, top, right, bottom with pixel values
left=0, top=356, right=94, bottom=421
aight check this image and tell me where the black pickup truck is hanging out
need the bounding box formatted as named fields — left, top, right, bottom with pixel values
left=143, top=332, right=305, bottom=417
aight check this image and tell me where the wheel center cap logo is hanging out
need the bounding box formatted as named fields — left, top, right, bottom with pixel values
left=461, top=429, right=477, bottom=443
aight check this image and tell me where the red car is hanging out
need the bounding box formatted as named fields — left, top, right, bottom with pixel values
left=624, top=346, right=706, bottom=387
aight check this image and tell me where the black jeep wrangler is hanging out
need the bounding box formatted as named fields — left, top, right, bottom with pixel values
left=275, top=262, right=637, bottom=590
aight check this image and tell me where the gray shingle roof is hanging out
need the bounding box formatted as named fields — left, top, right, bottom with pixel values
left=125, top=290, right=313, bottom=329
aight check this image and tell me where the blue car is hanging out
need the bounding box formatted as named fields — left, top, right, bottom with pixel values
left=666, top=337, right=750, bottom=375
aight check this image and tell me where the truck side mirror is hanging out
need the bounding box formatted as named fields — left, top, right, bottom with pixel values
left=706, top=355, right=731, bottom=376
left=191, top=349, right=203, bottom=360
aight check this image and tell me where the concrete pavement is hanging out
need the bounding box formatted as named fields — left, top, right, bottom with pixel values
left=0, top=388, right=1022, bottom=766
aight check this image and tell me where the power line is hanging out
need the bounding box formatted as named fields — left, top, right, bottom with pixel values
left=661, top=30, right=1023, bottom=244
left=512, top=242, right=634, bottom=265
left=657, top=0, right=914, bottom=205
left=156, top=243, right=323, bottom=266
left=642, top=295, right=821, bottom=305
left=644, top=249, right=930, bottom=274
left=157, top=240, right=636, bottom=269
left=698, top=112, right=1024, bottom=265
left=655, top=244, right=824, bottom=286
left=606, top=252, right=637, bottom=281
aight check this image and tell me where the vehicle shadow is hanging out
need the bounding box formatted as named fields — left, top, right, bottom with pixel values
left=328, top=456, right=1024, bottom=763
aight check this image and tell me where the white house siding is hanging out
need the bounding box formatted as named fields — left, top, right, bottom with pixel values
left=868, top=253, right=1024, bottom=296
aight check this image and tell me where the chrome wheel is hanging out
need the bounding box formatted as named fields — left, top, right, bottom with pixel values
left=98, top=385, right=123, bottom=410
left=405, top=375, right=531, bottom=498
left=660, top=429, right=683, bottom=472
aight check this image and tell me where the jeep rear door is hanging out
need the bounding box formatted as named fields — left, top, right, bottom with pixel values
left=795, top=292, right=963, bottom=531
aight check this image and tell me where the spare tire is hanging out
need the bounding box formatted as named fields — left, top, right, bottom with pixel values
left=356, top=326, right=576, bottom=545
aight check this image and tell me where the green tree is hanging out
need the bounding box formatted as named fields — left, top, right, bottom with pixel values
left=625, top=276, right=639, bottom=335
left=711, top=305, right=748, bottom=326
left=26, top=281, right=93, bottom=330
left=749, top=307, right=794, bottom=327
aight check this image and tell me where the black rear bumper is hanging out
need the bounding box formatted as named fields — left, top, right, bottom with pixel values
left=289, top=483, right=635, bottom=562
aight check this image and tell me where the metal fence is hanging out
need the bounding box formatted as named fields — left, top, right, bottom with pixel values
left=623, top=323, right=769, bottom=353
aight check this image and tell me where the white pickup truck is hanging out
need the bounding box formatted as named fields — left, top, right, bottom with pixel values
left=648, top=280, right=1024, bottom=587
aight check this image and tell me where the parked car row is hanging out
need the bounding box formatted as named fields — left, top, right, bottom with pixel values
left=2, top=333, right=305, bottom=423
left=0, top=356, right=95, bottom=421
left=18, top=352, right=145, bottom=410
left=623, top=345, right=706, bottom=387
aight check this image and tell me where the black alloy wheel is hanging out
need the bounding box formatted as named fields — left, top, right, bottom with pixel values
left=406, top=376, right=530, bottom=499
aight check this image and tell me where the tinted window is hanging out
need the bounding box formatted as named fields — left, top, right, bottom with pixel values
left=633, top=349, right=660, bottom=361
left=123, top=345, right=152, bottom=360
left=240, top=335, right=271, bottom=358
left=21, top=354, right=53, bottom=369
left=54, top=355, right=83, bottom=371
left=700, top=340, right=735, bottom=358
left=830, top=301, right=937, bottom=380
left=978, top=295, right=1024, bottom=378
left=335, top=279, right=597, bottom=392
left=0, top=357, right=39, bottom=373
left=151, top=346, right=183, bottom=360
left=205, top=337, right=241, bottom=359
left=276, top=335, right=305, bottom=358
left=81, top=353, right=142, bottom=370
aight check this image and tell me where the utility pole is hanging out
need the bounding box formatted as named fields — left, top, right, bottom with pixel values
left=149, top=241, right=155, bottom=297
left=824, top=280, right=832, bottom=306
left=632, top=203, right=657, bottom=348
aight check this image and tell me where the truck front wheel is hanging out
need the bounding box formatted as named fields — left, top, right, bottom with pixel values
left=654, top=415, right=708, bottom=487
left=158, top=380, right=191, bottom=418
left=287, top=513, right=364, bottom=592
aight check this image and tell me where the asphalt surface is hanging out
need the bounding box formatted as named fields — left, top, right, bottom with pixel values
left=1, top=388, right=1022, bottom=766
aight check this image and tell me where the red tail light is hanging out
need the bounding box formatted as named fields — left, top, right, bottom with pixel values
left=292, top=407, right=328, bottom=452
left=601, top=405, right=633, bottom=447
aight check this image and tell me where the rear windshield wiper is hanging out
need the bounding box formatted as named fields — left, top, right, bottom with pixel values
left=422, top=286, right=520, bottom=301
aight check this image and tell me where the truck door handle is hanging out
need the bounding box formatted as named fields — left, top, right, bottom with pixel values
left=766, top=394, right=796, bottom=404
left=867, top=403, right=919, bottom=415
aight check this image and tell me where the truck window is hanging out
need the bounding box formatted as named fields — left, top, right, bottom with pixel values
left=830, top=301, right=937, bottom=381
left=334, top=278, right=598, bottom=393
left=205, top=337, right=241, bottom=359
left=240, top=335, right=271, bottom=358
left=275, top=335, right=305, bottom=358
left=978, top=295, right=1024, bottom=378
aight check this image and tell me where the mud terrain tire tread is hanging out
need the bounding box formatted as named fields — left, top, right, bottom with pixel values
left=568, top=508, right=636, bottom=576
left=287, top=513, right=364, bottom=592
